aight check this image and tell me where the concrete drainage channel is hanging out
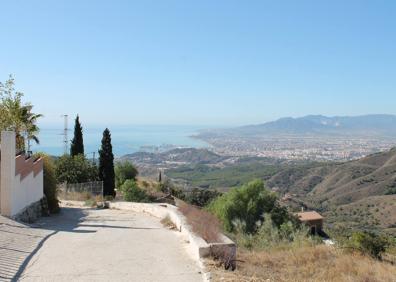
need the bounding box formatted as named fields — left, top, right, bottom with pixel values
left=108, top=202, right=236, bottom=281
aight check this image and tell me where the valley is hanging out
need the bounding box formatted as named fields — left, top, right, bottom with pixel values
left=122, top=146, right=396, bottom=236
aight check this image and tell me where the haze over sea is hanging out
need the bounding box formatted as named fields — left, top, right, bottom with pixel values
left=34, top=125, right=211, bottom=157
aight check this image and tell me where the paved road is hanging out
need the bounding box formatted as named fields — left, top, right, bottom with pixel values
left=0, top=216, right=51, bottom=282
left=14, top=206, right=202, bottom=282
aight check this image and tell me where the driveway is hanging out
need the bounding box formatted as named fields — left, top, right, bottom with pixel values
left=15, top=205, right=202, bottom=282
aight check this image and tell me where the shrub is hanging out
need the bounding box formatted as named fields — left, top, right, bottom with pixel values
left=233, top=214, right=311, bottom=251
left=185, top=188, right=221, bottom=207
left=36, top=153, right=60, bottom=214
left=160, top=215, right=177, bottom=230
left=115, top=161, right=138, bottom=188
left=207, top=179, right=294, bottom=233
left=120, top=180, right=150, bottom=202
left=349, top=231, right=391, bottom=259
left=158, top=179, right=186, bottom=200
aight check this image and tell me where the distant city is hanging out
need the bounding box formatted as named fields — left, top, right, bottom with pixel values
left=194, top=135, right=396, bottom=161
left=193, top=115, right=396, bottom=161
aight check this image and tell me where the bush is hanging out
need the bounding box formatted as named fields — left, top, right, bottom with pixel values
left=158, top=179, right=186, bottom=200
left=55, top=154, right=98, bottom=184
left=120, top=180, right=150, bottom=202
left=36, top=153, right=60, bottom=214
left=233, top=214, right=310, bottom=251
left=115, top=161, right=138, bottom=188
left=350, top=231, right=391, bottom=259
left=208, top=179, right=294, bottom=233
left=185, top=188, right=221, bottom=207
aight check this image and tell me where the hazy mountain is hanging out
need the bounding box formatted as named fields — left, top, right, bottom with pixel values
left=200, top=114, right=396, bottom=137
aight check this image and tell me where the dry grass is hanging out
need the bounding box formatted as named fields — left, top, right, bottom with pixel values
left=160, top=215, right=178, bottom=230
left=135, top=177, right=170, bottom=201
left=58, top=191, right=103, bottom=207
left=208, top=245, right=396, bottom=282
left=177, top=200, right=222, bottom=243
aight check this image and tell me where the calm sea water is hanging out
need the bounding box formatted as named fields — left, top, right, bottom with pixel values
left=33, top=125, right=210, bottom=157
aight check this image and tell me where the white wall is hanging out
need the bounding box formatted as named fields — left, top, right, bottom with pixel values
left=0, top=131, right=44, bottom=217
left=11, top=170, right=43, bottom=216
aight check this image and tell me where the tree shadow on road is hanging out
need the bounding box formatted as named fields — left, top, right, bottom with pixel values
left=10, top=206, right=162, bottom=281
left=9, top=207, right=94, bottom=281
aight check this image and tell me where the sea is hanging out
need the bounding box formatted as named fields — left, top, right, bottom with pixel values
left=33, top=125, right=211, bottom=157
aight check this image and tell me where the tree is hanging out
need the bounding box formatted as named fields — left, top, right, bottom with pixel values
left=55, top=155, right=98, bottom=184
left=115, top=161, right=138, bottom=188
left=99, top=128, right=115, bottom=197
left=0, top=75, right=42, bottom=152
left=70, top=115, right=84, bottom=156
left=22, top=105, right=43, bottom=153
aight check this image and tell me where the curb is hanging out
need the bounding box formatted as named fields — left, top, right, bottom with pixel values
left=108, top=201, right=236, bottom=281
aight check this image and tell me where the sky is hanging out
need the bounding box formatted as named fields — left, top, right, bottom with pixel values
left=0, top=0, right=395, bottom=127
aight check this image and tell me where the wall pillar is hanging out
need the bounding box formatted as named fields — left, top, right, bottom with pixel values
left=1, top=131, right=16, bottom=216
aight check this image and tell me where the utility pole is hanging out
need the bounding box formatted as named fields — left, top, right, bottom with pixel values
left=91, top=151, right=96, bottom=165
left=62, top=114, right=68, bottom=155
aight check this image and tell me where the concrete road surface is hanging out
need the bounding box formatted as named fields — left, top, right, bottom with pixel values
left=18, top=206, right=203, bottom=282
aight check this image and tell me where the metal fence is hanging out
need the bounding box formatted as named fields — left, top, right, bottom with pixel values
left=58, top=181, right=103, bottom=200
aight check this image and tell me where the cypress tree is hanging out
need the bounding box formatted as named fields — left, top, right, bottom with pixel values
left=70, top=115, right=84, bottom=156
left=99, top=128, right=115, bottom=197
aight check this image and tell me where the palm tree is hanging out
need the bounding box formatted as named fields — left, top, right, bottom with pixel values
left=21, top=105, right=43, bottom=154
left=0, top=76, right=42, bottom=154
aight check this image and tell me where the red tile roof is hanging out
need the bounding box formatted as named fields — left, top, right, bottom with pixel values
left=296, top=211, right=323, bottom=221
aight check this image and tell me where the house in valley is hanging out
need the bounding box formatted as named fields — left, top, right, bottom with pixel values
left=296, top=210, right=324, bottom=234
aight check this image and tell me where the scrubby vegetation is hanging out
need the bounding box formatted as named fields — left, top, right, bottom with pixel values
left=204, top=179, right=396, bottom=281
left=36, top=153, right=60, bottom=214
left=208, top=180, right=297, bottom=234
left=209, top=245, right=396, bottom=282
left=115, top=161, right=138, bottom=187
left=158, top=179, right=221, bottom=207
left=167, top=162, right=280, bottom=189
left=120, top=179, right=150, bottom=202
left=185, top=188, right=221, bottom=207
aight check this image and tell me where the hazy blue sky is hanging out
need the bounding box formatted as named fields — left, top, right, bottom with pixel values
left=1, top=0, right=395, bottom=127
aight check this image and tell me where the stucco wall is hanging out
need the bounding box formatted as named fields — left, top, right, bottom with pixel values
left=0, top=131, right=44, bottom=217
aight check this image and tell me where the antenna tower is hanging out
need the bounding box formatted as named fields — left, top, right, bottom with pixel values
left=62, top=114, right=68, bottom=155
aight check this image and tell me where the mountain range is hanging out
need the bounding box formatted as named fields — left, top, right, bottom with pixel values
left=199, top=114, right=396, bottom=137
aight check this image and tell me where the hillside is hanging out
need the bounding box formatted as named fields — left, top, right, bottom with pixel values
left=120, top=148, right=225, bottom=165
left=166, top=148, right=396, bottom=235
left=266, top=148, right=396, bottom=235
left=267, top=148, right=396, bottom=203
